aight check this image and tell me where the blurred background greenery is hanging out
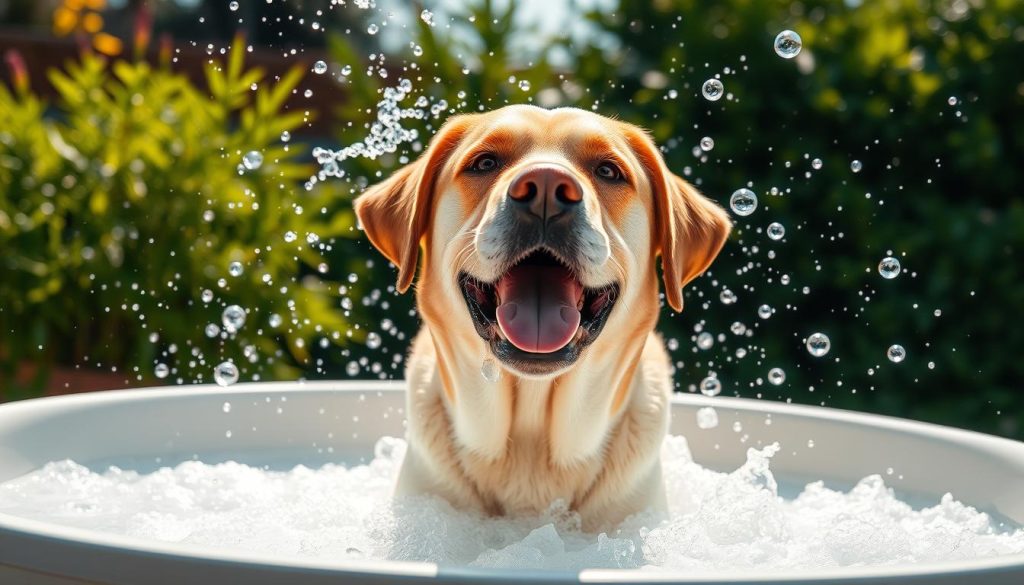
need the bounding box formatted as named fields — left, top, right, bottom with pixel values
left=1, top=0, right=1022, bottom=438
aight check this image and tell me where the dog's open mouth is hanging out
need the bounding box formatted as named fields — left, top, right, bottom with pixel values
left=459, top=249, right=618, bottom=374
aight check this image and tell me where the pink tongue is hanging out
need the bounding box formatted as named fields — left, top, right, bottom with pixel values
left=496, top=265, right=582, bottom=354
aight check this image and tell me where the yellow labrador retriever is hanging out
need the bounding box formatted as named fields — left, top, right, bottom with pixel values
left=355, top=105, right=730, bottom=531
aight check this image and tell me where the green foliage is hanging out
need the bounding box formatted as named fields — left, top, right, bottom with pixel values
left=0, top=43, right=356, bottom=395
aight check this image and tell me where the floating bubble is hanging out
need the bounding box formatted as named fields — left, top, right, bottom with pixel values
left=345, top=361, right=360, bottom=376
left=480, top=357, right=501, bottom=382
left=222, top=304, right=246, bottom=333
left=313, top=60, right=328, bottom=75
left=518, top=80, right=531, bottom=92
left=696, top=331, right=714, bottom=350
left=767, top=222, right=785, bottom=240
left=701, top=79, right=724, bottom=101
left=719, top=289, right=737, bottom=305
left=204, top=323, right=220, bottom=338
left=768, top=367, right=786, bottom=385
left=696, top=406, right=719, bottom=429
left=306, top=232, right=320, bottom=245
left=213, top=361, right=239, bottom=387
left=887, top=344, right=906, bottom=363
left=228, top=262, right=243, bottom=277
left=878, top=256, right=901, bottom=279
left=280, top=131, right=291, bottom=143
left=933, top=309, right=942, bottom=317
left=367, top=23, right=378, bottom=35
left=806, top=332, right=831, bottom=357
left=730, top=188, right=758, bottom=216
left=268, top=313, right=282, bottom=328
left=154, top=363, right=169, bottom=379
left=222, top=402, right=232, bottom=414
left=420, top=9, right=434, bottom=25
left=851, top=160, right=863, bottom=173
left=758, top=304, right=773, bottom=319
left=242, top=151, right=263, bottom=170
left=699, top=376, right=722, bottom=397
left=812, top=158, right=823, bottom=170
left=730, top=321, right=747, bottom=335
left=201, top=289, right=214, bottom=303
left=774, top=30, right=802, bottom=59
left=366, top=332, right=382, bottom=349
left=948, top=96, right=958, bottom=106
left=284, top=231, right=297, bottom=243
left=700, top=136, right=714, bottom=151
left=229, top=1, right=238, bottom=11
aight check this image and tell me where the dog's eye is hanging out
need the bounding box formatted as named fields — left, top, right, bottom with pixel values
left=469, top=154, right=500, bottom=173
left=595, top=162, right=623, bottom=181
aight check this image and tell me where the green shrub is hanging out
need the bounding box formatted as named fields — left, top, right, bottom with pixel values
left=0, top=41, right=356, bottom=396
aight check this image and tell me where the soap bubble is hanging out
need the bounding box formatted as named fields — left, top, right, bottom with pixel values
left=948, top=96, right=958, bottom=106
left=213, top=361, right=239, bottom=387
left=696, top=331, right=714, bottom=350
left=758, top=304, right=773, bottom=319
left=312, top=60, right=327, bottom=75
left=284, top=231, right=297, bottom=243
left=366, top=332, right=382, bottom=349
left=222, top=304, right=246, bottom=333
left=806, top=333, right=831, bottom=357
left=700, top=136, right=715, bottom=151
left=242, top=151, right=263, bottom=170
left=345, top=361, right=360, bottom=376
left=518, top=80, right=531, bottom=92
left=280, top=131, right=291, bottom=143
left=367, top=23, right=378, bottom=35
left=768, top=368, right=786, bottom=385
left=730, top=188, right=758, bottom=216
left=696, top=406, right=719, bottom=429
left=811, top=158, right=823, bottom=170
left=878, top=256, right=901, bottom=279
left=851, top=160, right=863, bottom=173
left=701, top=79, right=724, bottom=101
left=268, top=313, right=282, bottom=328
left=204, top=323, right=220, bottom=338
left=887, top=344, right=906, bottom=363
left=767, top=222, right=785, bottom=240
left=420, top=9, right=434, bottom=25
left=481, top=357, right=501, bottom=382
left=154, top=363, right=169, bottom=379
left=228, top=262, right=243, bottom=277
left=700, top=376, right=722, bottom=397
left=201, top=289, right=214, bottom=303
left=229, top=1, right=238, bottom=11
left=774, top=30, right=802, bottom=59
left=719, top=289, right=737, bottom=304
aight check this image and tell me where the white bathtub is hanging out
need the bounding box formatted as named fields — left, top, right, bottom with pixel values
left=0, top=381, right=1022, bottom=584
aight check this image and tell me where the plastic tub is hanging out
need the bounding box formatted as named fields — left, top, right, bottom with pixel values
left=1, top=381, right=1022, bottom=584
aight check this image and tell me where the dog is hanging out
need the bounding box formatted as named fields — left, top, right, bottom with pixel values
left=354, top=105, right=730, bottom=531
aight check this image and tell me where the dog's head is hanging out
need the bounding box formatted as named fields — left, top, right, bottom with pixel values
left=355, top=105, right=730, bottom=378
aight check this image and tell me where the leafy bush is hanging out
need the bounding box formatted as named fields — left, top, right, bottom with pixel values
left=0, top=40, right=356, bottom=396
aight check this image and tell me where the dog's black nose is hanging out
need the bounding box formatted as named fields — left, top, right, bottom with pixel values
left=508, top=164, right=583, bottom=223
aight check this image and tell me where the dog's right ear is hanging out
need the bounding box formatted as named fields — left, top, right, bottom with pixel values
left=354, top=116, right=470, bottom=293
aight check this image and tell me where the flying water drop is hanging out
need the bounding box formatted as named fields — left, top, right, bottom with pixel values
left=806, top=333, right=831, bottom=357
left=701, top=79, right=724, bottom=101
left=730, top=188, right=758, bottom=216
left=214, top=361, right=239, bottom=387
left=774, top=30, right=802, bottom=59
left=878, top=256, right=901, bottom=279
left=887, top=344, right=906, bottom=363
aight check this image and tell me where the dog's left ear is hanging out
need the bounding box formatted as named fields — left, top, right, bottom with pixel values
left=626, top=129, right=732, bottom=312
left=353, top=117, right=470, bottom=293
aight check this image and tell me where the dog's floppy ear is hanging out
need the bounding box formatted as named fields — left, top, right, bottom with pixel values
left=354, top=116, right=470, bottom=292
left=625, top=129, right=732, bottom=312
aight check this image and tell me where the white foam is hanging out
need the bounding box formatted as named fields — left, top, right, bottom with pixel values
left=1, top=435, right=1022, bottom=571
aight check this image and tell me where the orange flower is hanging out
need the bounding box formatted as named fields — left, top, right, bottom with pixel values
left=53, top=7, right=78, bottom=36
left=92, top=32, right=123, bottom=56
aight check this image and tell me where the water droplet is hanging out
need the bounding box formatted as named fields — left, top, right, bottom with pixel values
left=878, top=256, right=901, bottom=279
left=340, top=65, right=352, bottom=76
left=280, top=130, right=291, bottom=143
left=699, top=136, right=714, bottom=151
left=768, top=367, right=786, bottom=385
left=283, top=231, right=297, bottom=243
left=719, top=289, right=737, bottom=305
left=701, top=78, right=724, bottom=101
left=366, top=332, right=382, bottom=349
left=222, top=402, right=232, bottom=413
left=345, top=361, right=360, bottom=376
left=948, top=96, right=958, bottom=106
left=806, top=332, right=831, bottom=357
left=420, top=9, right=434, bottom=25
left=758, top=304, right=773, bottom=319
left=306, top=232, right=320, bottom=245
left=887, top=344, right=906, bottom=363
left=312, top=60, right=327, bottom=75
left=730, top=321, right=747, bottom=335
left=268, top=313, right=282, bottom=328
left=214, top=361, right=239, bottom=387
left=730, top=188, right=757, bottom=216
left=221, top=304, right=246, bottom=333
left=700, top=376, right=721, bottom=397
left=767, top=222, right=785, bottom=240
left=696, top=331, right=714, bottom=350
left=367, top=23, right=379, bottom=35
left=933, top=309, right=942, bottom=317
left=242, top=151, right=263, bottom=170
left=811, top=158, right=823, bottom=170
left=774, top=30, right=802, bottom=59
left=201, top=289, right=214, bottom=303
left=204, top=323, right=220, bottom=338
left=154, top=363, right=169, bottom=379
left=780, top=274, right=791, bottom=285
left=228, top=261, right=243, bottom=277
left=928, top=361, right=935, bottom=370
left=850, top=160, right=863, bottom=173
left=518, top=79, right=531, bottom=92
left=696, top=407, right=719, bottom=429
left=481, top=357, right=501, bottom=382
left=228, top=1, right=238, bottom=11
